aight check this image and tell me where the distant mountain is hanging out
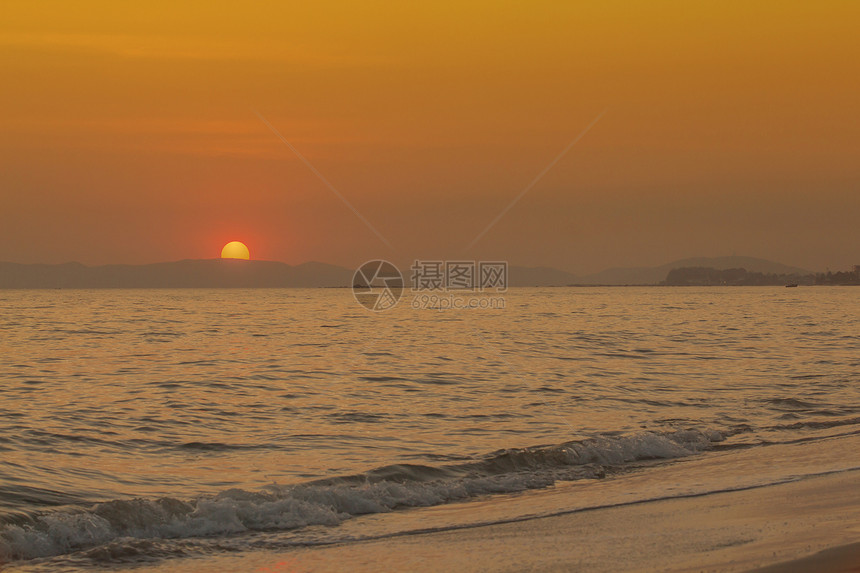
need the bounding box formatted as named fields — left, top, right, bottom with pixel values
left=0, top=259, right=353, bottom=289
left=575, top=256, right=812, bottom=286
left=0, top=256, right=814, bottom=289
left=509, top=266, right=578, bottom=287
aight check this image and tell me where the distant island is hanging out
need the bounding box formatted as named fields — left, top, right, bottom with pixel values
left=663, top=267, right=812, bottom=286
left=813, top=267, right=860, bottom=286
left=567, top=256, right=812, bottom=286
left=663, top=265, right=860, bottom=286
left=0, top=257, right=856, bottom=289
left=484, top=256, right=816, bottom=287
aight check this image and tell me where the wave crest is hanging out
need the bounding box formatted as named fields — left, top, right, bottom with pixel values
left=0, top=428, right=723, bottom=562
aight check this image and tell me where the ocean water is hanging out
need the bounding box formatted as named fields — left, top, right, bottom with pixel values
left=0, top=287, right=858, bottom=570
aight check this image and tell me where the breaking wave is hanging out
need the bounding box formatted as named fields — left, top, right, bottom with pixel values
left=0, top=428, right=723, bottom=562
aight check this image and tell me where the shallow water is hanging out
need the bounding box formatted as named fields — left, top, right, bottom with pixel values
left=1, top=287, right=858, bottom=567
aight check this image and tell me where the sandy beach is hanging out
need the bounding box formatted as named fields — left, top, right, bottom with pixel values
left=106, top=463, right=859, bottom=573
left=750, top=543, right=860, bottom=573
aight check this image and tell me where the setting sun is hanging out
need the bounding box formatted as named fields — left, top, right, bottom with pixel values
left=221, top=241, right=250, bottom=260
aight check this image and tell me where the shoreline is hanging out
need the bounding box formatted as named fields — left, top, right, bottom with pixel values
left=108, top=467, right=860, bottom=573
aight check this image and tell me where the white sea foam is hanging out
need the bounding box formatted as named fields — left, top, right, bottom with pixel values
left=0, top=429, right=722, bottom=561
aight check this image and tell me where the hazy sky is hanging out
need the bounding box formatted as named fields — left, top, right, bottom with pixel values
left=1, top=1, right=857, bottom=273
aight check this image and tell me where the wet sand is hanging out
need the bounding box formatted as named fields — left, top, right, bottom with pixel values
left=750, top=542, right=860, bottom=573
left=135, top=468, right=860, bottom=573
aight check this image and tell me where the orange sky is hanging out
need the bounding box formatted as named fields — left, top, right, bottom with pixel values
left=1, top=1, right=857, bottom=273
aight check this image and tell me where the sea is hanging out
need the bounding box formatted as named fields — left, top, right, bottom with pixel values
left=0, top=287, right=858, bottom=571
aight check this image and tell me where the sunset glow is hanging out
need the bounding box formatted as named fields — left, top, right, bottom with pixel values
left=1, top=1, right=857, bottom=272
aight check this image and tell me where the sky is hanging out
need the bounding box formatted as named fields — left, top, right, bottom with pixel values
left=1, top=1, right=858, bottom=274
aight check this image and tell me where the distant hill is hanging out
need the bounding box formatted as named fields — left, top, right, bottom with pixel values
left=0, top=261, right=581, bottom=289
left=0, top=256, right=815, bottom=289
left=0, top=259, right=353, bottom=289
left=575, top=256, right=812, bottom=286
left=509, top=266, right=578, bottom=287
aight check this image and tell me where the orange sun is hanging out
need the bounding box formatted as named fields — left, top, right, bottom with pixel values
left=221, top=241, right=250, bottom=260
